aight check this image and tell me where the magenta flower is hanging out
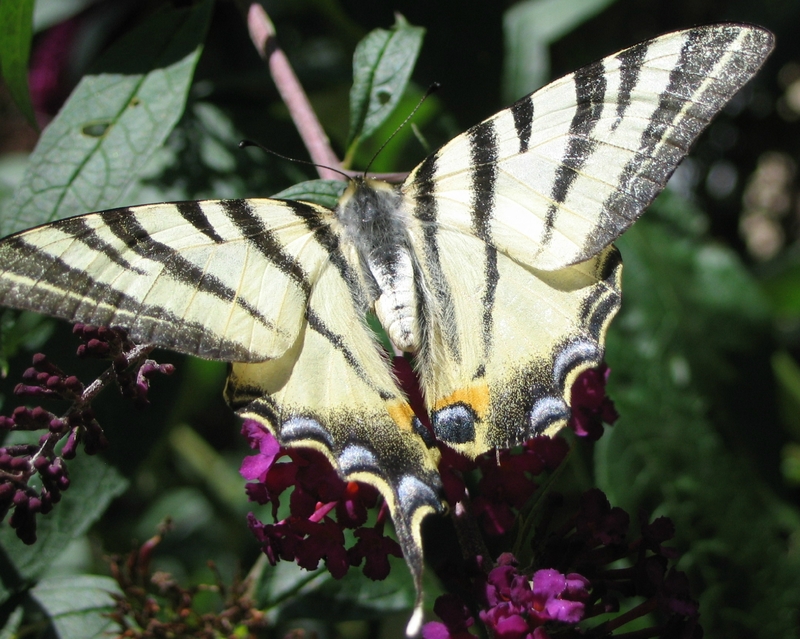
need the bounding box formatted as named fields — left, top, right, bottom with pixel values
left=471, top=562, right=589, bottom=638
left=422, top=594, right=475, bottom=639
left=240, top=420, right=281, bottom=482
left=28, top=18, right=78, bottom=122
left=347, top=521, right=402, bottom=580
left=291, top=516, right=350, bottom=578
left=337, top=480, right=378, bottom=528
left=241, top=420, right=405, bottom=582
left=529, top=569, right=589, bottom=624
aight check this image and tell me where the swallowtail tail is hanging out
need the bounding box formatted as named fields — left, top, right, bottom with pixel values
left=0, top=24, right=773, bottom=635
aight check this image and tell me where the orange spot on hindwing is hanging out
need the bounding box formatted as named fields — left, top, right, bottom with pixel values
left=386, top=399, right=417, bottom=431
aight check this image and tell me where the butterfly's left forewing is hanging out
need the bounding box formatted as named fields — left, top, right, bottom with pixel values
left=0, top=199, right=331, bottom=362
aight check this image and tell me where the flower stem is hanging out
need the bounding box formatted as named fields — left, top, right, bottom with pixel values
left=593, top=596, right=659, bottom=634
left=244, top=3, right=343, bottom=179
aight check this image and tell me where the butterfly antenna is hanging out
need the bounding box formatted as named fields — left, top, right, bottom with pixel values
left=363, top=82, right=441, bottom=177
left=238, top=140, right=352, bottom=181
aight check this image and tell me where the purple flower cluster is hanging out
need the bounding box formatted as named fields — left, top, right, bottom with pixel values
left=74, top=325, right=175, bottom=407
left=424, top=558, right=589, bottom=639
left=0, top=324, right=173, bottom=543
left=568, top=363, right=618, bottom=441
left=423, top=490, right=700, bottom=639
left=479, top=564, right=589, bottom=633
left=439, top=437, right=570, bottom=539
left=240, top=420, right=402, bottom=580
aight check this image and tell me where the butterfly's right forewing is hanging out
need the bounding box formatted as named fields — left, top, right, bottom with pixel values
left=408, top=25, right=773, bottom=272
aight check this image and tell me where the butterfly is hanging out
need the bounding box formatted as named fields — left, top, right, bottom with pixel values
left=0, top=23, right=773, bottom=635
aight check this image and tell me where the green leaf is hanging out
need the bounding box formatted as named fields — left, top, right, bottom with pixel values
left=346, top=16, right=424, bottom=154
left=502, top=0, right=618, bottom=102
left=597, top=373, right=800, bottom=639
left=168, top=426, right=250, bottom=517
left=31, top=575, right=121, bottom=639
left=0, top=605, right=22, bottom=639
left=0, top=0, right=36, bottom=126
left=4, top=0, right=214, bottom=237
left=0, top=310, right=54, bottom=377
left=0, top=446, right=128, bottom=603
left=133, top=486, right=216, bottom=540
left=126, top=101, right=287, bottom=205
left=32, top=0, right=95, bottom=32
left=255, top=555, right=437, bottom=624
left=346, top=86, right=441, bottom=172
left=610, top=193, right=770, bottom=395
left=273, top=179, right=347, bottom=210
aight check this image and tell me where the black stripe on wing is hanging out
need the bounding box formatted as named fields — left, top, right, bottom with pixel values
left=613, top=41, right=648, bottom=129
left=176, top=201, right=226, bottom=244
left=101, top=208, right=279, bottom=333
left=577, top=247, right=622, bottom=341
left=539, top=60, right=607, bottom=254
left=221, top=199, right=312, bottom=296
left=410, top=154, right=461, bottom=361
left=467, top=120, right=500, bottom=370
left=282, top=199, right=370, bottom=312
left=511, top=96, right=534, bottom=153
left=0, top=236, right=257, bottom=360
left=54, top=216, right=148, bottom=274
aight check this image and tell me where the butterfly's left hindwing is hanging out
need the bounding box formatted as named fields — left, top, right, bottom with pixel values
left=225, top=222, right=443, bottom=610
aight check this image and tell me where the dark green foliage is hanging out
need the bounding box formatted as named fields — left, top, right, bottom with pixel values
left=0, top=0, right=36, bottom=127
left=599, top=195, right=800, bottom=637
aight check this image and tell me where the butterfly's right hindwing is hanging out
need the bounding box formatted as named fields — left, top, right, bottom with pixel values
left=409, top=216, right=622, bottom=458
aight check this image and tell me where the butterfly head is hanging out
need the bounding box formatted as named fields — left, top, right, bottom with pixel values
left=337, top=177, right=405, bottom=234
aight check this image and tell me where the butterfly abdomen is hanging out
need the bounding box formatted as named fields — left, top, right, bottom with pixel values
left=337, top=178, right=421, bottom=351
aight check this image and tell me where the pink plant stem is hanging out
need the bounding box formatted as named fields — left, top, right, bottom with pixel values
left=246, top=4, right=343, bottom=180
